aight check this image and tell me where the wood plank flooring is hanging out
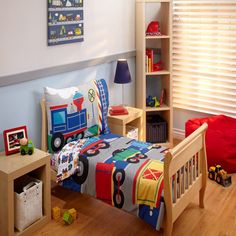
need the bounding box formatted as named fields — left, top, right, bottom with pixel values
left=34, top=175, right=236, bottom=236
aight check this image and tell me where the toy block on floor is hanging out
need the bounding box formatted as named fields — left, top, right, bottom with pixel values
left=68, top=208, right=77, bottom=220
left=52, top=206, right=61, bottom=220
left=63, top=211, right=74, bottom=225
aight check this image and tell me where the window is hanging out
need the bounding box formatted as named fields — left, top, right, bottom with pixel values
left=53, top=111, right=66, bottom=125
left=173, top=0, right=236, bottom=117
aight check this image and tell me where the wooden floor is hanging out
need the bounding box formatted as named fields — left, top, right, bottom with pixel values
left=34, top=176, right=236, bottom=236
left=34, top=139, right=236, bottom=235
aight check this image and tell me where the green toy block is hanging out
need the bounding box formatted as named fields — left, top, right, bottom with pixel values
left=63, top=211, right=73, bottom=225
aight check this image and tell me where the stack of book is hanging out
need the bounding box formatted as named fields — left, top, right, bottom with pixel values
left=109, top=105, right=129, bottom=116
left=146, top=48, right=163, bottom=73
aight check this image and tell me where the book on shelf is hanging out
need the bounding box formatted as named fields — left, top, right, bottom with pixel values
left=145, top=48, right=163, bottom=73
left=160, top=88, right=166, bottom=106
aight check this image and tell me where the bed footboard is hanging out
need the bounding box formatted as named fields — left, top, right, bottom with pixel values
left=164, top=123, right=208, bottom=236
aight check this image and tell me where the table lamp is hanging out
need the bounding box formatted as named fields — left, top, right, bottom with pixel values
left=114, top=59, right=132, bottom=110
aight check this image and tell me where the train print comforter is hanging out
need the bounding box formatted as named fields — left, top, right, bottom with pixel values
left=52, top=133, right=167, bottom=230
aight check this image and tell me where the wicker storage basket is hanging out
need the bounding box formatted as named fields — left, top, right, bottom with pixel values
left=146, top=114, right=167, bottom=143
left=14, top=175, right=43, bottom=231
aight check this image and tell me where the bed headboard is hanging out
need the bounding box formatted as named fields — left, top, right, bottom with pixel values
left=41, top=98, right=48, bottom=152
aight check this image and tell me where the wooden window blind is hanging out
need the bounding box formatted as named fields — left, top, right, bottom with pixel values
left=173, top=0, right=236, bottom=117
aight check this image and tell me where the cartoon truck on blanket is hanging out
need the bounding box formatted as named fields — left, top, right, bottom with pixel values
left=80, top=137, right=110, bottom=157
left=111, top=140, right=154, bottom=164
left=133, top=159, right=164, bottom=208
left=112, top=148, right=148, bottom=163
left=49, top=92, right=87, bottom=152
left=96, top=162, right=125, bottom=209
left=72, top=137, right=110, bottom=185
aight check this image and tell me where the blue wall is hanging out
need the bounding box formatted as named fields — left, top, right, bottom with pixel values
left=0, top=58, right=135, bottom=151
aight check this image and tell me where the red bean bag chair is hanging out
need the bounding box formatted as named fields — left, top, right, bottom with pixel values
left=185, top=115, right=236, bottom=173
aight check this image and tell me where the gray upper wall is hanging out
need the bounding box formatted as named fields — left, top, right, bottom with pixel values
left=0, top=0, right=135, bottom=78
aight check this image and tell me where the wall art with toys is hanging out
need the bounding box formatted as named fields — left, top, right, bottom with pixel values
left=48, top=0, right=84, bottom=46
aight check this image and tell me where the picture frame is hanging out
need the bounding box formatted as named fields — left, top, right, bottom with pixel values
left=3, top=126, right=28, bottom=155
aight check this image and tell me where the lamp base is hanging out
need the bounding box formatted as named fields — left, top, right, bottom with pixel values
left=109, top=105, right=129, bottom=116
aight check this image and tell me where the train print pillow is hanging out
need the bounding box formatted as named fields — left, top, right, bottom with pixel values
left=44, top=79, right=110, bottom=153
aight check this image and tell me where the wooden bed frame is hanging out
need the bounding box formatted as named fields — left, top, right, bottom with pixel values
left=40, top=99, right=208, bottom=236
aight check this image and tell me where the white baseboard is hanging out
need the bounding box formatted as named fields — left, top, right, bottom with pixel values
left=173, top=128, right=185, bottom=140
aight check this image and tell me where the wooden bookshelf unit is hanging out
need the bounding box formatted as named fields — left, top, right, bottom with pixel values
left=136, top=0, right=173, bottom=146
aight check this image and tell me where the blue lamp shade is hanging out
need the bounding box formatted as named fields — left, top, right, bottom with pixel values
left=114, top=59, right=132, bottom=84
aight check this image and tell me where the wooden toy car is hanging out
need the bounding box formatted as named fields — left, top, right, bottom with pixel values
left=208, top=165, right=232, bottom=187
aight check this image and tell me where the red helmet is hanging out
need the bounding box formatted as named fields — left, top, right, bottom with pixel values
left=146, top=21, right=161, bottom=36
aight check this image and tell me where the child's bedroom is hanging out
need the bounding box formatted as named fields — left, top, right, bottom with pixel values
left=0, top=0, right=235, bottom=235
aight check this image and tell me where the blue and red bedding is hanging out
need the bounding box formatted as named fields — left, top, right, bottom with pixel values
left=51, top=133, right=168, bottom=230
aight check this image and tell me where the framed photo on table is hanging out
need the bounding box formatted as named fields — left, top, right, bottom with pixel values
left=3, top=126, right=28, bottom=155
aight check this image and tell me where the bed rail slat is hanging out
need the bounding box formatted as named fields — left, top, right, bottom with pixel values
left=174, top=174, right=177, bottom=203
left=183, top=166, right=185, bottom=193
left=190, top=158, right=193, bottom=185
left=178, top=170, right=181, bottom=198
left=198, top=151, right=201, bottom=176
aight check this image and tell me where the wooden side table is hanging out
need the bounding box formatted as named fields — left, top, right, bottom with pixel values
left=0, top=149, right=51, bottom=236
left=108, top=106, right=144, bottom=141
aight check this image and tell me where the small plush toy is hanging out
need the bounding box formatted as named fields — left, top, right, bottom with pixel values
left=20, top=138, right=34, bottom=155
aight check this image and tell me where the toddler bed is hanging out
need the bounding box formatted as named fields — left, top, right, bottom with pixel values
left=41, top=79, right=207, bottom=236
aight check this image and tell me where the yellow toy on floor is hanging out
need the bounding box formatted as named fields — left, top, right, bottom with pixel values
left=208, top=165, right=232, bottom=187
left=68, top=208, right=77, bottom=221
left=52, top=206, right=61, bottom=220
left=52, top=206, right=78, bottom=225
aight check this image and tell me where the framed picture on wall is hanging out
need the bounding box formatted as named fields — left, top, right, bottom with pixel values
left=48, top=0, right=84, bottom=46
left=3, top=126, right=28, bottom=155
